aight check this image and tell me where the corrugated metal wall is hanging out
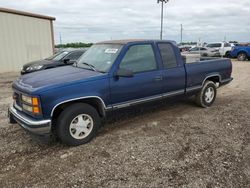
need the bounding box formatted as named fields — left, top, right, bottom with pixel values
left=0, top=12, right=53, bottom=72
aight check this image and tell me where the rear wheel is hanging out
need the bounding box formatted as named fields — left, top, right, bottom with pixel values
left=237, top=52, right=247, bottom=61
left=195, top=81, right=217, bottom=108
left=56, top=103, right=101, bottom=146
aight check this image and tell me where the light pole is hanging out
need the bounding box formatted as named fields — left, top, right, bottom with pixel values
left=157, top=0, right=169, bottom=40
left=180, top=24, right=183, bottom=44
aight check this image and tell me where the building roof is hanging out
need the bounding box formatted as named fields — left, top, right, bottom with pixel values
left=97, top=39, right=176, bottom=45
left=0, top=7, right=56, bottom=21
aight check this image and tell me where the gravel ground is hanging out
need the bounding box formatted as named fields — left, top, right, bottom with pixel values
left=0, top=60, right=249, bottom=188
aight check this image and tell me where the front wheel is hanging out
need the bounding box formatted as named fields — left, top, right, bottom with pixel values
left=225, top=51, right=231, bottom=58
left=195, top=81, right=217, bottom=108
left=56, top=103, right=101, bottom=146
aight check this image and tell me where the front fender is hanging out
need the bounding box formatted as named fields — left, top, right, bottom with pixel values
left=40, top=79, right=110, bottom=119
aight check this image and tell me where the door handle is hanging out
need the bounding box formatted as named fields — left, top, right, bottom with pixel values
left=154, top=76, right=163, bottom=81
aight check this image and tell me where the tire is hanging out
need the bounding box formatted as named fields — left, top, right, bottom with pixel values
left=56, top=103, right=101, bottom=146
left=195, top=81, right=217, bottom=108
left=225, top=51, right=231, bottom=58
left=237, top=52, right=247, bottom=61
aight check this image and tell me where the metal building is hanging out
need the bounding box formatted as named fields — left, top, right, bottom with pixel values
left=0, top=7, right=56, bottom=72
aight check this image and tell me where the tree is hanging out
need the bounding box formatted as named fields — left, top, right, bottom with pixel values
left=55, top=42, right=93, bottom=48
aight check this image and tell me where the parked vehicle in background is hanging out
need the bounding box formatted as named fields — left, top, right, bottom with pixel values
left=179, top=45, right=193, bottom=52
left=230, top=45, right=250, bottom=61
left=182, top=47, right=220, bottom=57
left=21, top=49, right=88, bottom=74
left=9, top=39, right=233, bottom=146
left=206, top=42, right=232, bottom=57
left=229, top=42, right=239, bottom=47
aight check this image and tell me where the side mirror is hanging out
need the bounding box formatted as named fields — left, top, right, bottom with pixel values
left=114, top=68, right=134, bottom=78
left=63, top=59, right=76, bottom=65
left=63, top=59, right=70, bottom=64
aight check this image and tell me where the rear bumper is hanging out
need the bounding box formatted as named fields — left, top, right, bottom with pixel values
left=220, top=77, right=233, bottom=86
left=8, top=105, right=51, bottom=135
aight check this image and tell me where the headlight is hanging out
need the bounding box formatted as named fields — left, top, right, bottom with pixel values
left=26, top=65, right=44, bottom=71
left=22, top=104, right=33, bottom=112
left=21, top=95, right=32, bottom=104
left=21, top=95, right=40, bottom=114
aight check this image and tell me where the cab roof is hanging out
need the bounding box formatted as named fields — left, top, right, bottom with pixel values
left=97, top=39, right=176, bottom=45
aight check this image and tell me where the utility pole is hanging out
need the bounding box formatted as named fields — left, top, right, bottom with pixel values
left=180, top=24, right=183, bottom=44
left=59, top=32, right=62, bottom=47
left=157, top=0, right=169, bottom=40
left=224, top=34, right=227, bottom=42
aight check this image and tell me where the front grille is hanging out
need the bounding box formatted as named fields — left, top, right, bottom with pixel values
left=14, top=92, right=22, bottom=107
left=13, top=91, right=23, bottom=112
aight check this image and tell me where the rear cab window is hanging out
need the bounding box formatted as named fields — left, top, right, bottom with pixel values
left=158, top=43, right=178, bottom=69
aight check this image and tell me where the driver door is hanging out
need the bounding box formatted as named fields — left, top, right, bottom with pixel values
left=109, top=43, right=163, bottom=108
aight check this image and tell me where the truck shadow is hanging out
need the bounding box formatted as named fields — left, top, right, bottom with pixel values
left=99, top=96, right=197, bottom=135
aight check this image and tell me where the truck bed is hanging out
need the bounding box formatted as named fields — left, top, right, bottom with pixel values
left=184, top=58, right=232, bottom=91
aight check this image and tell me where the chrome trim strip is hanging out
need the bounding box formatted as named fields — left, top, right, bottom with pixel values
left=162, top=89, right=185, bottom=97
left=113, top=94, right=162, bottom=109
left=106, top=106, right=113, bottom=110
left=50, top=96, right=107, bottom=117
left=9, top=105, right=51, bottom=126
left=186, top=85, right=202, bottom=92
left=202, top=74, right=222, bottom=86
left=113, top=89, right=185, bottom=109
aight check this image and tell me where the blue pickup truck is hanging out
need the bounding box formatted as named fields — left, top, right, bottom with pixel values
left=230, top=46, right=250, bottom=61
left=8, top=39, right=233, bottom=146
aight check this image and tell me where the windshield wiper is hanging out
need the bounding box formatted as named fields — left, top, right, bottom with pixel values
left=81, top=62, right=96, bottom=71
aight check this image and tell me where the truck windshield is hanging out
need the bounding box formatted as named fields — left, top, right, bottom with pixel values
left=77, top=44, right=123, bottom=73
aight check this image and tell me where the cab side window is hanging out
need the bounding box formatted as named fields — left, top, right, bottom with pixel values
left=119, top=44, right=157, bottom=73
left=158, top=43, right=178, bottom=69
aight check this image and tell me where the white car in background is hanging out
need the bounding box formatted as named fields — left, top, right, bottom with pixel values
left=182, top=47, right=220, bottom=57
left=206, top=42, right=232, bottom=57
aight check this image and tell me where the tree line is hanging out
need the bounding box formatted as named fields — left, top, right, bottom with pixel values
left=55, top=42, right=93, bottom=48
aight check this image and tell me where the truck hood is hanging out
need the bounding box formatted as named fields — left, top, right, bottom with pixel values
left=13, top=66, right=105, bottom=94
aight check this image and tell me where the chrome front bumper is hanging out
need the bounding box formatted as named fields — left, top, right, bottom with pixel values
left=8, top=105, right=51, bottom=135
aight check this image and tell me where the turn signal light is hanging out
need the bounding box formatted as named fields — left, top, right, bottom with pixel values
left=33, top=107, right=40, bottom=114
left=32, top=97, right=39, bottom=106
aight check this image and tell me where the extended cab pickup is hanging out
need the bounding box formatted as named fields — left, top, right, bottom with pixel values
left=8, top=39, right=233, bottom=146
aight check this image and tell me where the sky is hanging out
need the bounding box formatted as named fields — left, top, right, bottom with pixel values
left=1, top=0, right=250, bottom=44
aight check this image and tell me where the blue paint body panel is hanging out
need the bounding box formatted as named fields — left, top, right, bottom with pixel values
left=11, top=40, right=233, bottom=121
left=230, top=46, right=250, bottom=58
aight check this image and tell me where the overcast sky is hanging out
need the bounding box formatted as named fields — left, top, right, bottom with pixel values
left=1, top=0, right=250, bottom=44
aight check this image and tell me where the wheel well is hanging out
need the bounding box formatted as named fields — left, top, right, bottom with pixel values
left=204, top=76, right=220, bottom=85
left=237, top=51, right=247, bottom=56
left=51, top=98, right=106, bottom=123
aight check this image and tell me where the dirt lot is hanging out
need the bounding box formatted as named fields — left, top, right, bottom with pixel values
left=0, top=60, right=249, bottom=188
